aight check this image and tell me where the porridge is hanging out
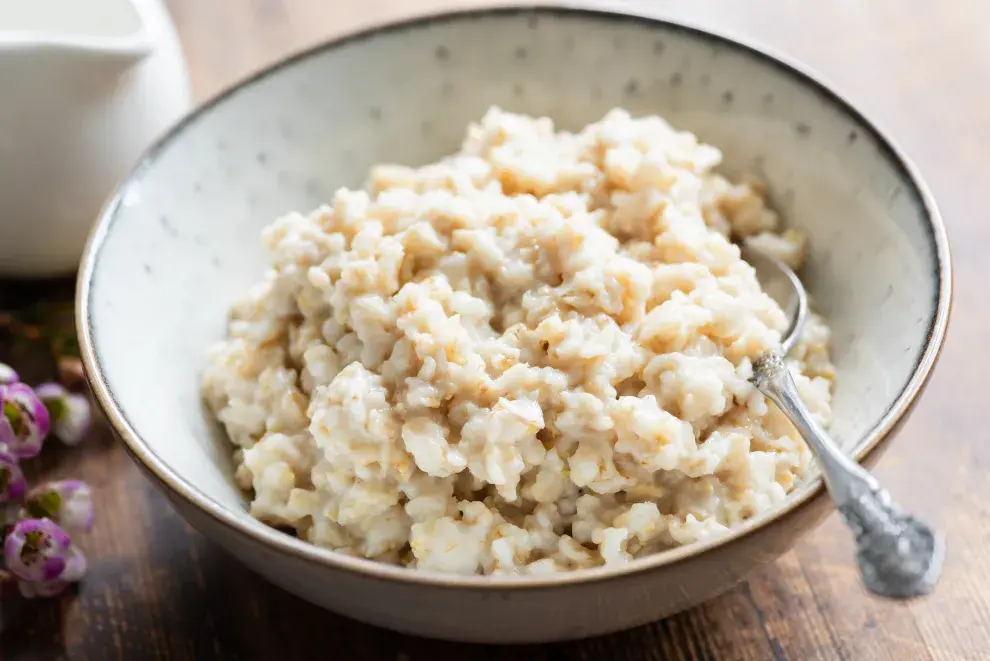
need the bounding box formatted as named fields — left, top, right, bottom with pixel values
left=202, top=108, right=834, bottom=576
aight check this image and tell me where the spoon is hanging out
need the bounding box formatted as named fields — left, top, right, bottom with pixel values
left=744, top=246, right=945, bottom=599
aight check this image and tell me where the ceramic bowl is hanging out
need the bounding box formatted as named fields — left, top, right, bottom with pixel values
left=77, top=6, right=951, bottom=644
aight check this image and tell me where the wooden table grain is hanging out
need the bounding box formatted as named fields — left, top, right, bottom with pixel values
left=3, top=1, right=990, bottom=659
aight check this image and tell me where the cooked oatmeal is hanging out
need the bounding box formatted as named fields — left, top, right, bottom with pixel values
left=202, top=108, right=834, bottom=575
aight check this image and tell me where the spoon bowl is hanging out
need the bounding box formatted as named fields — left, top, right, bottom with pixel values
left=741, top=246, right=808, bottom=356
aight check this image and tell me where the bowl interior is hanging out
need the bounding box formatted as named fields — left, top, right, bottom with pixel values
left=84, top=9, right=941, bottom=548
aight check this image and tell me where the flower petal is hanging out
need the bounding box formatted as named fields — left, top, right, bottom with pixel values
left=0, top=417, right=13, bottom=447
left=1, top=384, right=51, bottom=458
left=41, top=553, right=67, bottom=580
left=0, top=448, right=26, bottom=502
left=56, top=395, right=92, bottom=446
left=0, top=363, right=18, bottom=386
left=18, top=578, right=70, bottom=599
left=61, top=545, right=87, bottom=582
left=33, top=383, right=67, bottom=406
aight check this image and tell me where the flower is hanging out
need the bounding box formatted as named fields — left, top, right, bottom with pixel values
left=0, top=363, right=18, bottom=386
left=3, top=518, right=74, bottom=583
left=0, top=383, right=50, bottom=458
left=24, top=480, right=94, bottom=533
left=0, top=362, right=21, bottom=447
left=0, top=365, right=96, bottom=600
left=34, top=383, right=91, bottom=446
left=0, top=446, right=26, bottom=502
left=16, top=546, right=86, bottom=599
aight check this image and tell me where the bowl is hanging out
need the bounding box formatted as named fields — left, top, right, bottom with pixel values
left=77, top=5, right=951, bottom=644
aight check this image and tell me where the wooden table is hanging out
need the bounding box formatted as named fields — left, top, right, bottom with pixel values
left=3, top=1, right=989, bottom=659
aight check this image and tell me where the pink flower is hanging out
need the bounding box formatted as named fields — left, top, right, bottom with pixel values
left=0, top=383, right=50, bottom=458
left=24, top=480, right=94, bottom=533
left=34, top=383, right=92, bottom=446
left=3, top=518, right=74, bottom=582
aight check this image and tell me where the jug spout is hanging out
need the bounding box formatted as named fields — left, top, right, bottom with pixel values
left=0, top=0, right=154, bottom=81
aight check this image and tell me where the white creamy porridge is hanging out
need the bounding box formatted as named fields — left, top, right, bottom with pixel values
left=202, top=108, right=835, bottom=575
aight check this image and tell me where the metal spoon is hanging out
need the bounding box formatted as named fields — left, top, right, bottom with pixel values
left=745, top=246, right=945, bottom=599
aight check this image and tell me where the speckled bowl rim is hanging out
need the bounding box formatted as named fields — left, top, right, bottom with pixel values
left=77, top=4, right=952, bottom=591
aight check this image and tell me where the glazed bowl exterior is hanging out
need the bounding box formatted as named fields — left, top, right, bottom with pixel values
left=77, top=6, right=951, bottom=644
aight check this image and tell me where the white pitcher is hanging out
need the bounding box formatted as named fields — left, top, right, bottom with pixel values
left=0, top=0, right=192, bottom=276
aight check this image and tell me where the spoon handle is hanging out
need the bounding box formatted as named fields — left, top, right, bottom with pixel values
left=752, top=351, right=944, bottom=598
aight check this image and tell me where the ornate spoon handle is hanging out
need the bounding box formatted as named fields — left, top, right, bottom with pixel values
left=753, top=351, right=944, bottom=598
